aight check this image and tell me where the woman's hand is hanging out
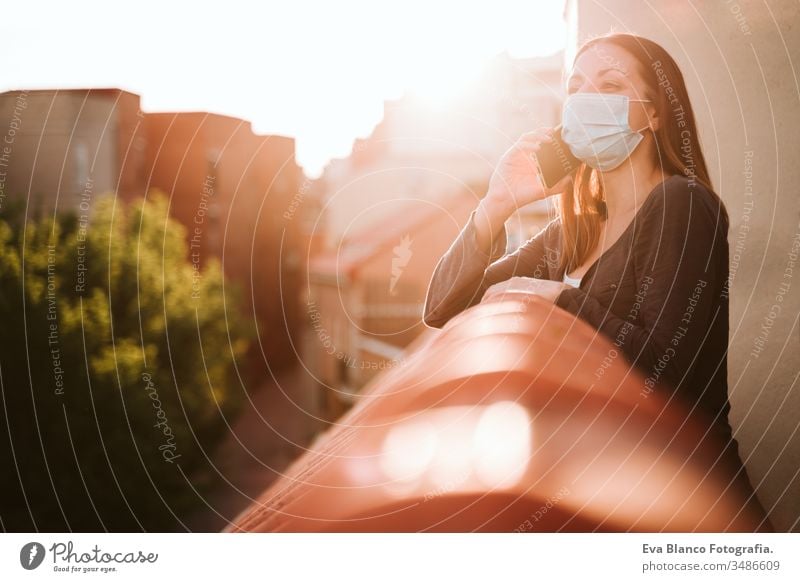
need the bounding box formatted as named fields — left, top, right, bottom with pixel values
left=483, top=128, right=575, bottom=218
left=483, top=277, right=572, bottom=303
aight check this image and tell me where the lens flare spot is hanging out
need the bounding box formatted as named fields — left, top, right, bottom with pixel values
left=472, top=401, right=531, bottom=488
left=380, top=419, right=438, bottom=484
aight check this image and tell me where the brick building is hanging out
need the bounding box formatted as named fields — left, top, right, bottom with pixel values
left=0, top=88, right=306, bottom=376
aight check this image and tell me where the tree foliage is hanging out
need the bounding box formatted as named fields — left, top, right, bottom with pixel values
left=0, top=191, right=252, bottom=531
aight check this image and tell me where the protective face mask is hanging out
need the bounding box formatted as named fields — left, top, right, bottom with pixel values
left=561, top=93, right=652, bottom=172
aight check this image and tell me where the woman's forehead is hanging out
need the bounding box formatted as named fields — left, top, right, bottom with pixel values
left=569, top=43, right=640, bottom=80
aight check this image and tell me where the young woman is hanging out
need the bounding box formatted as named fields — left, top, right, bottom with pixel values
left=423, top=33, right=771, bottom=531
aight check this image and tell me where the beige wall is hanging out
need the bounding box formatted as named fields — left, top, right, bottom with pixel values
left=570, top=0, right=800, bottom=531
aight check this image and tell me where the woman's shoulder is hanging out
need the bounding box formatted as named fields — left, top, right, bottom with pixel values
left=644, top=174, right=728, bottom=228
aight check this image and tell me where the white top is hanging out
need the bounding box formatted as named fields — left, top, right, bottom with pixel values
left=562, top=271, right=582, bottom=288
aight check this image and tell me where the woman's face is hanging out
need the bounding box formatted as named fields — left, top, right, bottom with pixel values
left=566, top=42, right=657, bottom=133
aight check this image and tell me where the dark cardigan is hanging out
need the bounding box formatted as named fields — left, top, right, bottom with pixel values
left=424, top=174, right=732, bottom=439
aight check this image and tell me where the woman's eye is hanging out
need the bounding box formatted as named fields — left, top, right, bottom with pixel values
left=602, top=82, right=621, bottom=91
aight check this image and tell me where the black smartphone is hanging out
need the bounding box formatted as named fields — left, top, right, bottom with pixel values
left=533, top=126, right=581, bottom=189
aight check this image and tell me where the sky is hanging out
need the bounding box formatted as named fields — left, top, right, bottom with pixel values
left=0, top=0, right=567, bottom=177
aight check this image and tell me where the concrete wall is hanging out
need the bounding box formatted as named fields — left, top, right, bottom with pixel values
left=570, top=0, right=800, bottom=531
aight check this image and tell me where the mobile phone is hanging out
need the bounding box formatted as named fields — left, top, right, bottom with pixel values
left=533, top=126, right=581, bottom=189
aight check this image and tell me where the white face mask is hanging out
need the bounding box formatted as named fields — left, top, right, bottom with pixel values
left=561, top=93, right=652, bottom=172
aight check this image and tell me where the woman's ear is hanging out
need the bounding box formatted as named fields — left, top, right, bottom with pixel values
left=647, top=100, right=660, bottom=132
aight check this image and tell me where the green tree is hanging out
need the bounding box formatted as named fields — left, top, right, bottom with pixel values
left=0, top=190, right=252, bottom=531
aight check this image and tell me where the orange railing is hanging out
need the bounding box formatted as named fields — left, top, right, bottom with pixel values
left=227, top=292, right=765, bottom=532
